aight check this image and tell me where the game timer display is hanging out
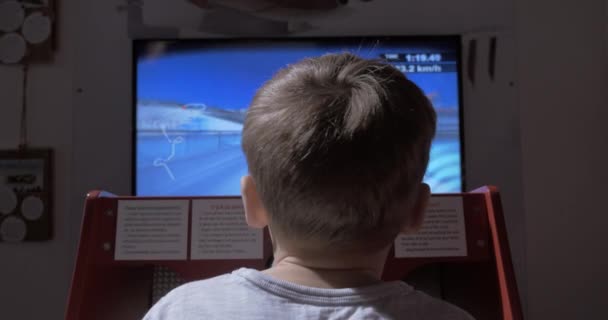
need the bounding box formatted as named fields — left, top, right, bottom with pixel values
left=134, top=37, right=464, bottom=196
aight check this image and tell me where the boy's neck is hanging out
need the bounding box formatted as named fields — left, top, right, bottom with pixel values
left=262, top=246, right=390, bottom=289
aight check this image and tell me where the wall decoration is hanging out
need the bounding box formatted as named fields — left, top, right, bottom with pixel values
left=0, top=0, right=55, bottom=64
left=0, top=149, right=52, bottom=242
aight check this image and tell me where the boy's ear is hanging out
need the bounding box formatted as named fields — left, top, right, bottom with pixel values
left=241, top=175, right=269, bottom=229
left=400, top=183, right=430, bottom=234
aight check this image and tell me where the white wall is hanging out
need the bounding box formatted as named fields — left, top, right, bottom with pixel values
left=515, top=0, right=608, bottom=318
left=0, top=1, right=75, bottom=319
left=0, top=0, right=605, bottom=319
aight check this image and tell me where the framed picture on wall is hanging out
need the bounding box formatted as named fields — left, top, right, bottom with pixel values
left=0, top=148, right=52, bottom=242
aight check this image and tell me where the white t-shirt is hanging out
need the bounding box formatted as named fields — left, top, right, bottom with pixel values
left=144, top=268, right=475, bottom=320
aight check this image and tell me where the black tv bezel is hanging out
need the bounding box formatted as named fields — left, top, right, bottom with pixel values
left=131, top=35, right=465, bottom=196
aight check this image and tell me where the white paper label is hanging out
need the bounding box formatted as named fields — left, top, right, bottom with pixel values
left=115, top=200, right=189, bottom=260
left=191, top=199, right=263, bottom=260
left=394, top=196, right=467, bottom=258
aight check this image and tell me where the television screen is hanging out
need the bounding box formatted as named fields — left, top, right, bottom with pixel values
left=134, top=37, right=463, bottom=196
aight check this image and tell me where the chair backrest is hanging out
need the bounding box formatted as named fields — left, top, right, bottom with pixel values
left=65, top=186, right=522, bottom=320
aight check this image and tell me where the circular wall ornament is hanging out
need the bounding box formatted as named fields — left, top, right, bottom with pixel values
left=0, top=32, right=27, bottom=63
left=21, top=196, right=44, bottom=221
left=22, top=12, right=52, bottom=44
left=0, top=186, right=18, bottom=215
left=0, top=1, right=25, bottom=33
left=0, top=215, right=27, bottom=242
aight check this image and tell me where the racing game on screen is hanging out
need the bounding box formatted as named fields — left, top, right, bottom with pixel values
left=135, top=38, right=463, bottom=196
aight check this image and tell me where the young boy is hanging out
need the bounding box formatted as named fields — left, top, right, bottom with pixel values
left=144, top=53, right=474, bottom=319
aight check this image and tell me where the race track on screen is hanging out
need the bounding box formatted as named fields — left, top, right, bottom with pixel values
left=136, top=103, right=461, bottom=196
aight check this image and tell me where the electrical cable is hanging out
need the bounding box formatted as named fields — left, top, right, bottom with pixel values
left=18, top=63, right=28, bottom=150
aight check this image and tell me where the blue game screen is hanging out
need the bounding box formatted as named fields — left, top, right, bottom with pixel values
left=135, top=37, right=463, bottom=196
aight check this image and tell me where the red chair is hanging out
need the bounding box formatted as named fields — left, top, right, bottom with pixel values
left=65, top=186, right=522, bottom=320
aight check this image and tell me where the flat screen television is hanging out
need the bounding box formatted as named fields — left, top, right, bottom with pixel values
left=134, top=36, right=464, bottom=196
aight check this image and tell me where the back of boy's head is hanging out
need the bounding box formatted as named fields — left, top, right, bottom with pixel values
left=242, top=53, right=436, bottom=252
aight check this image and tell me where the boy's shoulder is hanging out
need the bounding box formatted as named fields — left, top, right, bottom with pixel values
left=144, top=269, right=475, bottom=320
left=143, top=272, right=239, bottom=319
